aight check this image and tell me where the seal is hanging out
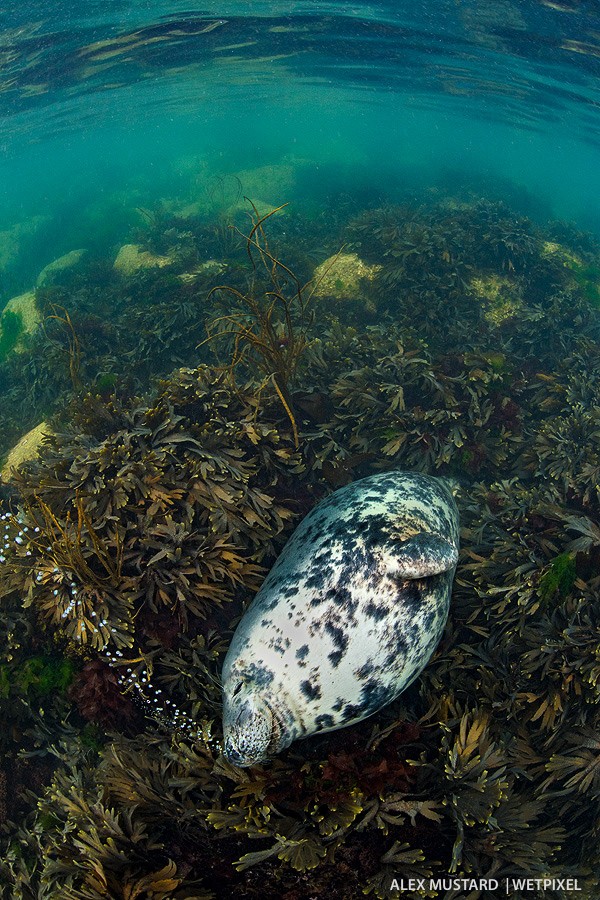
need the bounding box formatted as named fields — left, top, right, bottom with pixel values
left=222, top=470, right=459, bottom=767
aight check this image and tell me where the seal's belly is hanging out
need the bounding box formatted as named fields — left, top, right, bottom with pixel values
left=242, top=568, right=451, bottom=735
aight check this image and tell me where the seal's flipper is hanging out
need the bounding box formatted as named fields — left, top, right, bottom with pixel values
left=389, top=532, right=458, bottom=578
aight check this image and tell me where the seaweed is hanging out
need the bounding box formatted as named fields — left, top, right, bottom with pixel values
left=203, top=202, right=320, bottom=448
left=0, top=308, right=24, bottom=361
left=2, top=188, right=600, bottom=898
left=537, top=552, right=577, bottom=603
left=0, top=653, right=75, bottom=700
left=43, top=306, right=83, bottom=389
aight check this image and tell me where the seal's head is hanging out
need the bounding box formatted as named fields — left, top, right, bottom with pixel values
left=223, top=682, right=275, bottom=767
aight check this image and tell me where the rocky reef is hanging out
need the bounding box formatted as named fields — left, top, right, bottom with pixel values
left=1, top=191, right=599, bottom=899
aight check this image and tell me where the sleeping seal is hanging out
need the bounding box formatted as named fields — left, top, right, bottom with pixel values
left=221, top=470, right=459, bottom=767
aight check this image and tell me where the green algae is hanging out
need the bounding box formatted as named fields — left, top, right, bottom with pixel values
left=570, top=263, right=600, bottom=307
left=538, top=552, right=577, bottom=602
left=0, top=308, right=24, bottom=361
left=0, top=654, right=75, bottom=701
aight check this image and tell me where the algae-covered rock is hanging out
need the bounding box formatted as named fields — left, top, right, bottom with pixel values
left=541, top=242, right=600, bottom=307
left=113, top=243, right=173, bottom=276
left=540, top=240, right=583, bottom=269
left=1, top=421, right=53, bottom=480
left=170, top=193, right=285, bottom=222
left=312, top=252, right=382, bottom=312
left=540, top=241, right=600, bottom=305
left=36, top=249, right=87, bottom=287
left=232, top=163, right=297, bottom=205
left=469, top=273, right=523, bottom=325
left=0, top=291, right=41, bottom=353
left=164, top=161, right=296, bottom=221
left=178, top=259, right=227, bottom=284
left=0, top=290, right=41, bottom=362
left=572, top=266, right=600, bottom=307
left=0, top=308, right=24, bottom=361
left=0, top=228, right=23, bottom=272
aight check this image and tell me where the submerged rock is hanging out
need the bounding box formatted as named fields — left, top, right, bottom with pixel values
left=468, top=273, right=523, bottom=325
left=1, top=421, right=53, bottom=481
left=0, top=215, right=50, bottom=272
left=178, top=259, right=227, bottom=284
left=0, top=291, right=41, bottom=351
left=313, top=251, right=382, bottom=311
left=113, top=243, right=173, bottom=276
left=36, top=249, right=87, bottom=287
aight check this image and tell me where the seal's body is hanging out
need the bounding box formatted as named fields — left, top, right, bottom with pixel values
left=222, top=471, right=459, bottom=767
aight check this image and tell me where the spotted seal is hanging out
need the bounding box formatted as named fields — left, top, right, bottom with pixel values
left=222, top=470, right=459, bottom=767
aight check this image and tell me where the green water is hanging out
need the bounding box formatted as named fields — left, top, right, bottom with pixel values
left=4, top=94, right=600, bottom=258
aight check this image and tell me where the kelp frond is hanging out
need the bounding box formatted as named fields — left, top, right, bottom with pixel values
left=23, top=493, right=123, bottom=589
left=43, top=305, right=83, bottom=389
left=202, top=201, right=323, bottom=447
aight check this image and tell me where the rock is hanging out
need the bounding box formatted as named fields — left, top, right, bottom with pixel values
left=0, top=215, right=50, bottom=272
left=167, top=161, right=298, bottom=221
left=36, top=249, right=87, bottom=287
left=113, top=244, right=173, bottom=276
left=540, top=241, right=582, bottom=269
left=469, top=274, right=523, bottom=325
left=312, top=252, right=382, bottom=311
left=0, top=291, right=41, bottom=353
left=541, top=241, right=600, bottom=306
left=1, top=422, right=52, bottom=480
left=177, top=259, right=227, bottom=284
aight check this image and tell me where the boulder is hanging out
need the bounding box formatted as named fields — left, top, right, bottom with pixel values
left=312, top=252, right=382, bottom=311
left=113, top=244, right=172, bottom=276
left=1, top=421, right=52, bottom=481
left=36, top=249, right=87, bottom=287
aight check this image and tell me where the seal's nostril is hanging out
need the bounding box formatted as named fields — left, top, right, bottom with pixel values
left=225, top=745, right=244, bottom=764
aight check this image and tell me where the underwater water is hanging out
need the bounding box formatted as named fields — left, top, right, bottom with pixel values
left=1, top=1, right=600, bottom=898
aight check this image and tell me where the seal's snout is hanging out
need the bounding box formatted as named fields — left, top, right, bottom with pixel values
left=222, top=694, right=274, bottom=767
left=223, top=740, right=249, bottom=767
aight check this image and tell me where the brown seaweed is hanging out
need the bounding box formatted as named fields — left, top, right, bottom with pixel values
left=2, top=192, right=600, bottom=899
